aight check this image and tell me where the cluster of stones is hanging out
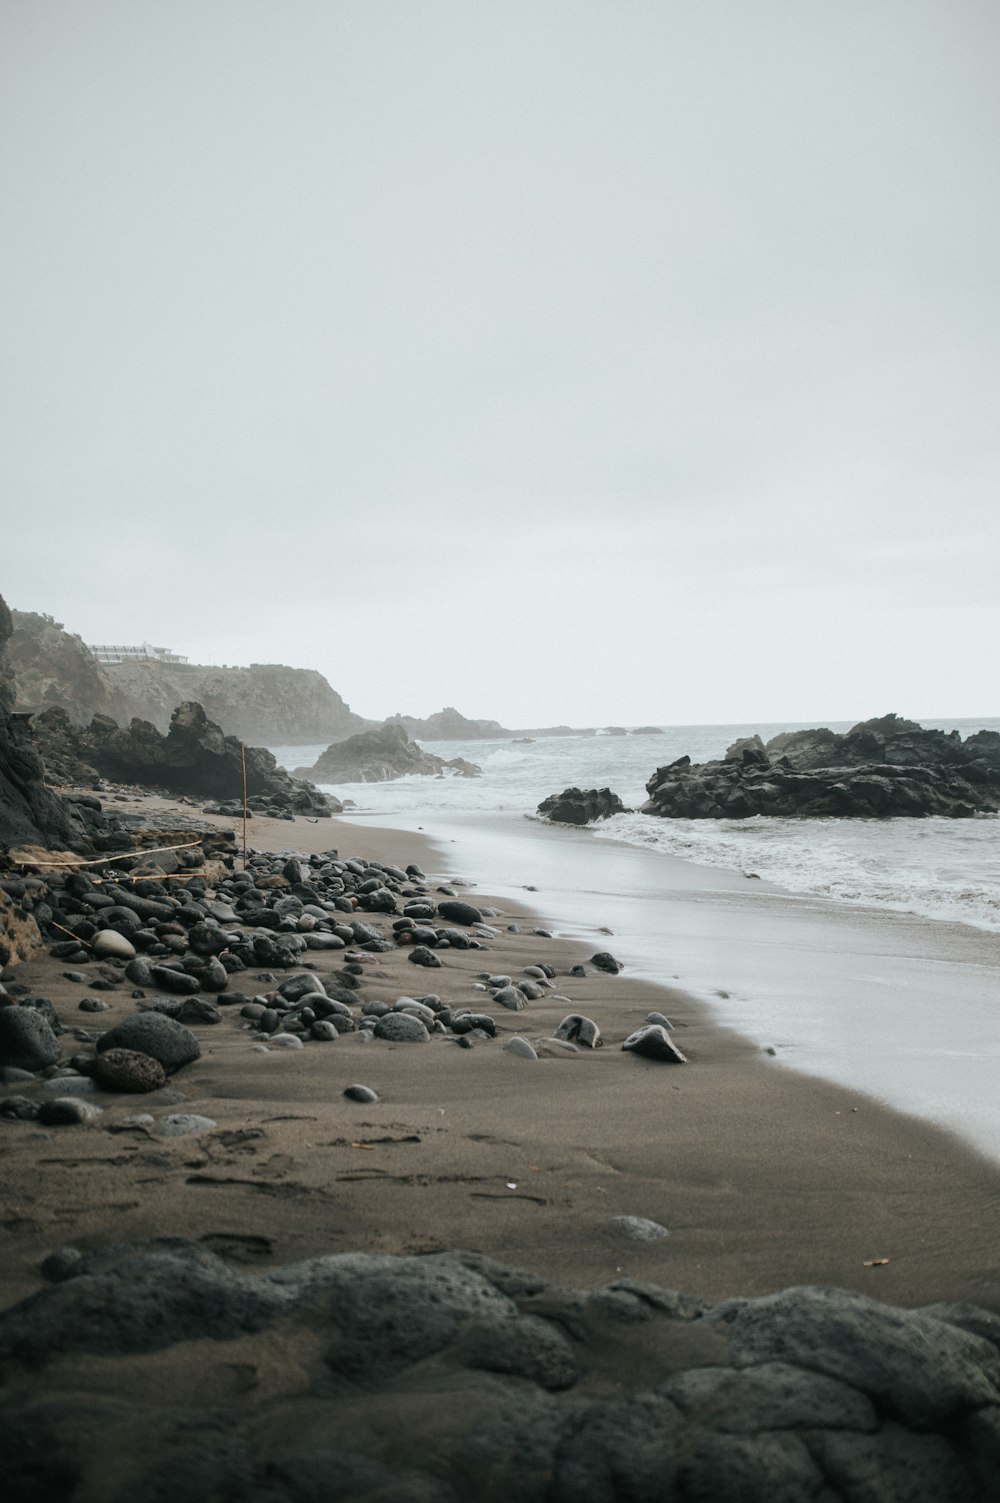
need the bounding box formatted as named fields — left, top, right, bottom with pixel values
left=2, top=1236, right=998, bottom=1501
left=0, top=843, right=665, bottom=1118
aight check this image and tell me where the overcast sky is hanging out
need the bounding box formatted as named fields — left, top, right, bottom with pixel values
left=3, top=1, right=998, bottom=728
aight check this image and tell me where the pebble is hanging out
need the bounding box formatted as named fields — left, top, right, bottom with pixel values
left=92, top=930, right=137, bottom=961
left=503, top=1036, right=539, bottom=1060
left=344, top=1084, right=378, bottom=1103
left=39, top=1074, right=97, bottom=1095
left=611, top=1215, right=670, bottom=1242
left=408, top=946, right=442, bottom=968
left=645, top=1011, right=674, bottom=1030
left=37, top=1097, right=104, bottom=1126
left=156, top=1113, right=217, bottom=1136
left=311, top=1020, right=339, bottom=1041
left=0, top=1095, right=40, bottom=1120
left=374, top=1013, right=430, bottom=1043
left=493, top=986, right=528, bottom=1012
left=270, top=1033, right=305, bottom=1049
left=92, top=1048, right=167, bottom=1094
left=554, top=1015, right=602, bottom=1049
left=621, top=1025, right=687, bottom=1064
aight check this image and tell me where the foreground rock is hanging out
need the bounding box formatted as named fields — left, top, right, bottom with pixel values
left=0, top=1236, right=997, bottom=1501
left=31, top=700, right=336, bottom=818
left=536, top=786, right=627, bottom=824
left=295, top=720, right=481, bottom=783
left=642, top=714, right=1000, bottom=819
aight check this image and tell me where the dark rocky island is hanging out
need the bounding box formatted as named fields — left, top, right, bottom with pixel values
left=642, top=714, right=1000, bottom=819
left=295, top=721, right=482, bottom=783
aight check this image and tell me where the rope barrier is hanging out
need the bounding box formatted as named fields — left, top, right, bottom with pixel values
left=8, top=840, right=206, bottom=870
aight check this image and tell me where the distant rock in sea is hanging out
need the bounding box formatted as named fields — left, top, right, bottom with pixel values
left=295, top=721, right=482, bottom=784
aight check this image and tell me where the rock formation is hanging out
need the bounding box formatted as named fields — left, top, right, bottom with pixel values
left=104, top=659, right=370, bottom=742
left=6, top=610, right=129, bottom=725
left=0, top=1237, right=997, bottom=1501
left=6, top=611, right=370, bottom=742
left=642, top=715, right=1000, bottom=819
left=295, top=721, right=482, bottom=783
left=537, top=787, right=628, bottom=825
left=386, top=706, right=508, bottom=740
left=31, top=701, right=336, bottom=816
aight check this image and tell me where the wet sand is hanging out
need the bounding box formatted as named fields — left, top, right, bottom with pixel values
left=2, top=798, right=999, bottom=1319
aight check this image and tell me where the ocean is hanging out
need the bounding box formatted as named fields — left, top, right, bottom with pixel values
left=271, top=718, right=1000, bottom=1160
left=273, top=717, right=1000, bottom=936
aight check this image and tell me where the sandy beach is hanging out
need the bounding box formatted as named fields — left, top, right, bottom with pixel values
left=4, top=794, right=1000, bottom=1500
left=4, top=796, right=999, bottom=1319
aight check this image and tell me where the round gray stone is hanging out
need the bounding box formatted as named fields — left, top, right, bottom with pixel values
left=374, top=1013, right=430, bottom=1043
left=97, top=1013, right=201, bottom=1075
left=0, top=1007, right=60, bottom=1072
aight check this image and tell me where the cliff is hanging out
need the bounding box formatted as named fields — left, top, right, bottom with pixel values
left=102, top=661, right=369, bottom=743
left=8, top=611, right=128, bottom=724
left=7, top=612, right=370, bottom=743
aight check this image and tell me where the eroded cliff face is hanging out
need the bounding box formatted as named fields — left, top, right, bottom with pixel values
left=0, top=599, right=86, bottom=852
left=99, top=662, right=369, bottom=744
left=6, top=611, right=370, bottom=744
left=8, top=611, right=128, bottom=724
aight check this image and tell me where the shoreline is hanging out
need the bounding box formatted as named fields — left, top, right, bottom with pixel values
left=2, top=794, right=999, bottom=1319
left=336, top=806, right=1000, bottom=1162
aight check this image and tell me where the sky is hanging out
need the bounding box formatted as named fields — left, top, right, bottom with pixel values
left=2, top=1, right=998, bottom=729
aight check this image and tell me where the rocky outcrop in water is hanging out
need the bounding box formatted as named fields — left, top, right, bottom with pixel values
left=295, top=721, right=482, bottom=784
left=31, top=701, right=336, bottom=816
left=386, top=706, right=508, bottom=740
left=537, top=786, right=628, bottom=825
left=643, top=715, right=1000, bottom=819
left=0, top=1236, right=997, bottom=1501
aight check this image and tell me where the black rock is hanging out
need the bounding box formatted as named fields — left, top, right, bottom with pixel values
left=621, top=1025, right=687, bottom=1064
left=409, top=946, right=442, bottom=968
left=537, top=786, right=627, bottom=825
left=0, top=1006, right=60, bottom=1071
left=436, top=899, right=483, bottom=926
left=96, top=1014, right=201, bottom=1074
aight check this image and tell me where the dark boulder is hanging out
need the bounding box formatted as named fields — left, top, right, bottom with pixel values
left=96, top=1013, right=200, bottom=1074
left=642, top=715, right=1000, bottom=820
left=537, top=787, right=627, bottom=825
left=30, top=700, right=338, bottom=816
left=0, top=1005, right=61, bottom=1071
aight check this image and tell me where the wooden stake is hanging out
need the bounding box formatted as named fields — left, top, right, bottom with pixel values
left=241, top=741, right=248, bottom=870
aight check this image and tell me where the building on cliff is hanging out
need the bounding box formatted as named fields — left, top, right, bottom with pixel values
left=88, top=642, right=189, bottom=666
